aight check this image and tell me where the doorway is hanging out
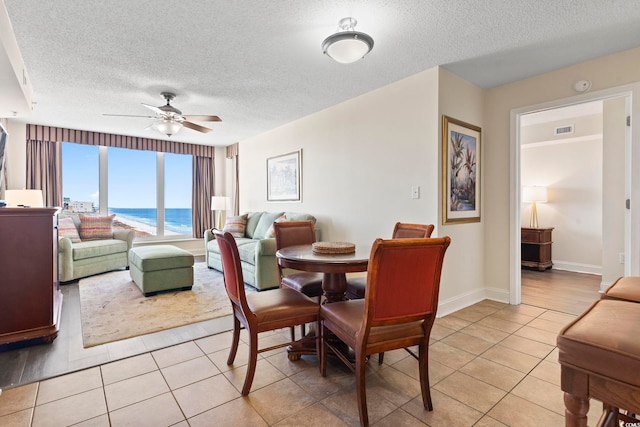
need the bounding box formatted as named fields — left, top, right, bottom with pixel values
left=510, top=86, right=637, bottom=306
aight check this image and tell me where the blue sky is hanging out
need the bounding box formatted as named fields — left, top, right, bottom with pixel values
left=62, top=143, right=191, bottom=208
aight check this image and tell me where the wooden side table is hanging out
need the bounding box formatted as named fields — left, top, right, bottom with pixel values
left=521, top=227, right=553, bottom=271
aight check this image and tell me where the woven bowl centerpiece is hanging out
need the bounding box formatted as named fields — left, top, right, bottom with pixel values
left=312, top=241, right=356, bottom=254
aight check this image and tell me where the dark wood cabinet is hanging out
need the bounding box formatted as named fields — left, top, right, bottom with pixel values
left=0, top=208, right=63, bottom=347
left=521, top=227, right=553, bottom=271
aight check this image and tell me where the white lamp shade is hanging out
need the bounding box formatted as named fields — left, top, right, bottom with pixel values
left=211, top=196, right=230, bottom=210
left=324, top=36, right=372, bottom=64
left=153, top=119, right=183, bottom=137
left=5, top=189, right=44, bottom=207
left=522, top=186, right=548, bottom=203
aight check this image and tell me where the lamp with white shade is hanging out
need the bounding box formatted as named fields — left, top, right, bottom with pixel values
left=211, top=196, right=230, bottom=229
left=522, top=186, right=548, bottom=228
left=5, top=189, right=44, bottom=207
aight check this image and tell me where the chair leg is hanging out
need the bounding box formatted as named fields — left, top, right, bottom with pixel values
left=290, top=326, right=296, bottom=341
left=378, top=352, right=384, bottom=364
left=418, top=342, right=433, bottom=411
left=227, top=316, right=241, bottom=365
left=320, top=321, right=327, bottom=376
left=241, top=331, right=259, bottom=396
left=355, top=353, right=369, bottom=427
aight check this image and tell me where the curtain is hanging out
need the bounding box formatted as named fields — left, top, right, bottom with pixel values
left=192, top=156, right=214, bottom=238
left=226, top=143, right=240, bottom=216
left=26, top=139, right=62, bottom=207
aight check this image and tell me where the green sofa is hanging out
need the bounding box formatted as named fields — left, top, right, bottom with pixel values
left=204, top=211, right=317, bottom=290
left=58, top=214, right=135, bottom=282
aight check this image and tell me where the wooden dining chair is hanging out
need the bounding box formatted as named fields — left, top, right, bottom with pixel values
left=274, top=220, right=324, bottom=340
left=345, top=222, right=435, bottom=300
left=320, top=237, right=450, bottom=427
left=213, top=230, right=320, bottom=396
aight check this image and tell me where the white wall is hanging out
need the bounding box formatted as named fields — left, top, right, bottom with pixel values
left=239, top=66, right=487, bottom=314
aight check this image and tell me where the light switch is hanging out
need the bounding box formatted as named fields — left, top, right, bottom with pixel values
left=411, top=186, right=420, bottom=199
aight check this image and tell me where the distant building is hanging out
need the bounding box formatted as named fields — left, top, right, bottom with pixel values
left=68, top=201, right=95, bottom=213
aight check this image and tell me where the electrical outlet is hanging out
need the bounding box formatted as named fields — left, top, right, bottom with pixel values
left=620, top=253, right=625, bottom=264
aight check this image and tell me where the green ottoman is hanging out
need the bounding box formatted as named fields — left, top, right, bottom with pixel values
left=129, top=245, right=194, bottom=296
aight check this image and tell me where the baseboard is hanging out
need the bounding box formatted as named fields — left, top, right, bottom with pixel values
left=437, top=287, right=509, bottom=318
left=552, top=261, right=601, bottom=275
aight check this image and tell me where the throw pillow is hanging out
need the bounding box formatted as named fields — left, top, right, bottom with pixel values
left=58, top=217, right=81, bottom=243
left=253, top=211, right=284, bottom=239
left=223, top=214, right=248, bottom=238
left=79, top=214, right=115, bottom=241
left=264, top=215, right=289, bottom=238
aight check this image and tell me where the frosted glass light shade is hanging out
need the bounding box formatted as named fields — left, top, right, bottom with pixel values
left=153, top=119, right=183, bottom=137
left=322, top=17, right=374, bottom=64
left=522, top=186, right=548, bottom=203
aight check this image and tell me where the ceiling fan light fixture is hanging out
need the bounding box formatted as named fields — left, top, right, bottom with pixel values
left=322, top=17, right=374, bottom=64
left=153, top=118, right=183, bottom=137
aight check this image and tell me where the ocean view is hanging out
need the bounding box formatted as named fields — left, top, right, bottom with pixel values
left=109, top=208, right=192, bottom=235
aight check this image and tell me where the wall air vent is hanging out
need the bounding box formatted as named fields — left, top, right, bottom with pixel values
left=554, top=124, right=574, bottom=136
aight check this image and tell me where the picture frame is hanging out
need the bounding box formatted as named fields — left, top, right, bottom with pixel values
left=442, top=116, right=481, bottom=224
left=267, top=150, right=302, bottom=202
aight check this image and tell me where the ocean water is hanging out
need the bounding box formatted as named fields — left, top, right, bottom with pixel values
left=109, top=208, right=193, bottom=235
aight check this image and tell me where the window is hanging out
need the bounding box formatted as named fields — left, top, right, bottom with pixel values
left=61, top=142, right=193, bottom=239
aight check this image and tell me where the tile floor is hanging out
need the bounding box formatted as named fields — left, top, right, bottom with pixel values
left=0, top=299, right=606, bottom=426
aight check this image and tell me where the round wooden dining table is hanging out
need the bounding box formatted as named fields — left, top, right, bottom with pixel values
left=276, top=243, right=370, bottom=303
left=276, top=243, right=370, bottom=360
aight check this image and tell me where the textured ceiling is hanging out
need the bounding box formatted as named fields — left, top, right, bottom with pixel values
left=4, top=0, right=640, bottom=146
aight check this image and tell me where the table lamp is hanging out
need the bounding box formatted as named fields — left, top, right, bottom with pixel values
left=522, top=186, right=547, bottom=228
left=211, top=196, right=230, bottom=229
left=5, top=189, right=44, bottom=207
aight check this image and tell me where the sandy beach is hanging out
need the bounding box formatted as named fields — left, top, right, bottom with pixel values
left=113, top=215, right=181, bottom=237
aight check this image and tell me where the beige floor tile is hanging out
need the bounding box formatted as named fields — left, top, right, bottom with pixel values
left=482, top=345, right=541, bottom=373
left=368, top=366, right=421, bottom=407
left=498, top=304, right=547, bottom=317
left=109, top=392, right=184, bottom=427
left=428, top=342, right=476, bottom=370
left=100, top=353, right=157, bottom=386
left=161, top=355, right=220, bottom=390
left=459, top=323, right=510, bottom=344
left=441, top=331, right=495, bottom=355
left=208, top=342, right=251, bottom=372
left=32, top=388, right=106, bottom=427
left=477, top=316, right=523, bottom=334
left=188, top=397, right=269, bottom=427
left=0, top=383, right=38, bottom=417
left=392, top=355, right=455, bottom=386
left=447, top=307, right=490, bottom=323
left=526, top=317, right=567, bottom=334
left=513, top=325, right=559, bottom=346
left=511, top=375, right=565, bottom=415
left=538, top=310, right=576, bottom=325
left=264, top=350, right=318, bottom=377
left=545, top=347, right=560, bottom=363
left=374, top=408, right=427, bottom=427
left=223, top=358, right=286, bottom=393
left=430, top=323, right=456, bottom=340
left=403, top=389, right=483, bottom=426
left=274, top=402, right=350, bottom=426
left=0, top=408, right=33, bottom=427
left=194, top=330, right=233, bottom=354
left=473, top=300, right=508, bottom=310
left=74, top=414, right=110, bottom=426
left=490, top=309, right=535, bottom=325
left=288, top=365, right=352, bottom=400
left=458, top=357, right=525, bottom=391
left=36, top=367, right=102, bottom=405
left=498, top=334, right=555, bottom=359
left=173, top=374, right=239, bottom=418
left=487, top=394, right=564, bottom=427
left=434, top=316, right=471, bottom=332
left=320, top=386, right=397, bottom=427
left=151, top=341, right=204, bottom=368
left=474, top=415, right=508, bottom=426
left=433, top=372, right=506, bottom=413
left=529, top=360, right=560, bottom=386
left=248, top=378, right=317, bottom=425
left=104, top=371, right=169, bottom=411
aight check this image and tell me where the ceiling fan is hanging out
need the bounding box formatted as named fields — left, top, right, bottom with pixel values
left=104, top=92, right=221, bottom=137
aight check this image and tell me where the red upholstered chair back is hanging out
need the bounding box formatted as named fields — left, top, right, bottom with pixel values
left=364, top=237, right=450, bottom=326
left=213, top=230, right=246, bottom=306
left=274, top=220, right=317, bottom=249
left=392, top=222, right=435, bottom=239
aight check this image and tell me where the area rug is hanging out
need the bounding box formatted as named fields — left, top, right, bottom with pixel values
left=79, top=262, right=250, bottom=348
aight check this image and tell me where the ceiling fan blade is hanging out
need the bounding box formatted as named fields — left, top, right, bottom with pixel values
left=182, top=115, right=222, bottom=122
left=103, top=113, right=157, bottom=118
left=141, top=103, right=165, bottom=115
left=182, top=121, right=213, bottom=133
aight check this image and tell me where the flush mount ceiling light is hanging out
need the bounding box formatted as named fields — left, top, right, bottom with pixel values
left=322, top=17, right=374, bottom=64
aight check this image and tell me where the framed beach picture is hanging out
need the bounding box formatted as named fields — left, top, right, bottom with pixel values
left=442, top=116, right=481, bottom=224
left=267, top=150, right=302, bottom=202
